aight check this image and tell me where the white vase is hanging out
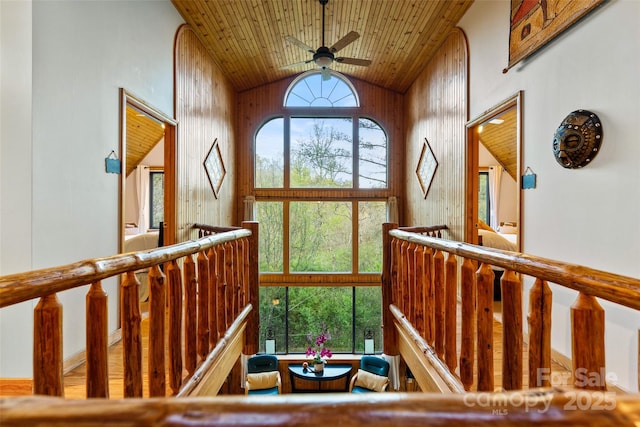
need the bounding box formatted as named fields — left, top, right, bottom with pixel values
left=314, top=361, right=324, bottom=373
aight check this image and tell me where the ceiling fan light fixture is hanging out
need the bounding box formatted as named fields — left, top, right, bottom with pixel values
left=313, top=46, right=334, bottom=68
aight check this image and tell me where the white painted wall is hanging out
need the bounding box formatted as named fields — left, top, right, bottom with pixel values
left=0, top=0, right=183, bottom=377
left=0, top=0, right=35, bottom=377
left=460, top=0, right=640, bottom=392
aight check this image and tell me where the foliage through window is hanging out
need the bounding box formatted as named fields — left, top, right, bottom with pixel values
left=254, top=71, right=390, bottom=355
left=149, top=170, right=164, bottom=229
left=258, top=286, right=382, bottom=354
left=478, top=171, right=490, bottom=225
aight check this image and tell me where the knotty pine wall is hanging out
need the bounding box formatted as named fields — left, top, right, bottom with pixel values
left=404, top=29, right=469, bottom=240
left=174, top=25, right=237, bottom=242
left=236, top=76, right=405, bottom=222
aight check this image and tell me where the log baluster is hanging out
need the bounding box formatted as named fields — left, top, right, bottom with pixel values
left=224, top=242, right=234, bottom=330
left=424, top=247, right=434, bottom=346
left=148, top=265, right=166, bottom=397
left=414, top=244, right=425, bottom=337
left=476, top=262, right=494, bottom=392
left=571, top=293, right=606, bottom=390
left=382, top=223, right=399, bottom=356
left=216, top=245, right=226, bottom=340
left=33, top=293, right=63, bottom=396
left=207, top=247, right=218, bottom=350
left=460, top=257, right=475, bottom=391
left=166, top=260, right=184, bottom=395
left=86, top=281, right=109, bottom=398
left=501, top=270, right=522, bottom=390
left=183, top=255, right=197, bottom=378
left=527, top=278, right=552, bottom=388
left=121, top=271, right=142, bottom=397
left=405, top=242, right=416, bottom=324
left=399, top=240, right=409, bottom=313
left=243, top=221, right=260, bottom=355
left=197, top=250, right=210, bottom=362
left=391, top=238, right=401, bottom=312
left=433, top=249, right=445, bottom=359
left=444, top=254, right=458, bottom=373
left=235, top=240, right=245, bottom=315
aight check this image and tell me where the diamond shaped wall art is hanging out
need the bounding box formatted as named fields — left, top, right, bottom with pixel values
left=416, top=138, right=438, bottom=198
left=204, top=138, right=226, bottom=198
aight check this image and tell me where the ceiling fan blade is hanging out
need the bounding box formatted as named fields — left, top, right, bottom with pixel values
left=335, top=57, right=372, bottom=67
left=280, top=59, right=314, bottom=70
left=284, top=36, right=316, bottom=54
left=330, top=31, right=360, bottom=53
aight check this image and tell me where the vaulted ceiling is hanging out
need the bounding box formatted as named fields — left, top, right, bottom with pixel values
left=171, top=0, right=474, bottom=93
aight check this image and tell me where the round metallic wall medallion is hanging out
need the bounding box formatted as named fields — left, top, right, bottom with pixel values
left=552, top=110, right=603, bottom=169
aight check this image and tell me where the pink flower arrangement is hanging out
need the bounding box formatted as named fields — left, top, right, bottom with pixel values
left=305, top=323, right=332, bottom=364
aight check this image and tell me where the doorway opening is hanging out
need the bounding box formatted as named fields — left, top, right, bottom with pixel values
left=466, top=92, right=523, bottom=316
left=119, top=89, right=177, bottom=254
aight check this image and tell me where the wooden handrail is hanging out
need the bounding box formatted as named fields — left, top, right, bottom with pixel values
left=390, top=304, right=465, bottom=393
left=2, top=391, right=639, bottom=425
left=0, top=229, right=251, bottom=308
left=389, top=229, right=640, bottom=310
left=387, top=224, right=640, bottom=394
left=0, top=223, right=259, bottom=401
left=178, top=304, right=252, bottom=397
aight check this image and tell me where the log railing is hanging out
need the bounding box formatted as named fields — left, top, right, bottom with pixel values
left=1, top=390, right=639, bottom=426
left=0, top=221, right=259, bottom=399
left=382, top=223, right=640, bottom=394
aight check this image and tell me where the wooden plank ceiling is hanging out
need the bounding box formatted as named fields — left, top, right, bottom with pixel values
left=171, top=0, right=474, bottom=93
left=125, top=106, right=165, bottom=177
left=479, top=108, right=518, bottom=180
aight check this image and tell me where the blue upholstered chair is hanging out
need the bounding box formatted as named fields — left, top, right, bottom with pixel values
left=349, top=356, right=390, bottom=393
left=245, top=354, right=281, bottom=395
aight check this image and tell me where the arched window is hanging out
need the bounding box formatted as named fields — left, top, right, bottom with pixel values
left=254, top=71, right=390, bottom=355
left=284, top=70, right=359, bottom=107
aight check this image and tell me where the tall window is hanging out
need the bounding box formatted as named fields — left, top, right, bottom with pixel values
left=149, top=170, right=164, bottom=229
left=254, top=71, right=390, bottom=354
left=478, top=171, right=490, bottom=225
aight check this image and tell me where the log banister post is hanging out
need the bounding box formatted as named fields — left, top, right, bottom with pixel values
left=86, top=281, right=109, bottom=398
left=243, top=221, right=259, bottom=355
left=433, top=249, right=445, bottom=359
left=216, top=245, right=226, bottom=342
left=414, top=245, right=425, bottom=337
left=33, top=293, right=64, bottom=396
left=424, top=247, right=434, bottom=346
left=207, top=247, right=218, bottom=350
left=148, top=265, right=166, bottom=397
left=444, top=253, right=458, bottom=373
left=406, top=242, right=416, bottom=324
left=382, top=223, right=398, bottom=356
left=197, top=250, right=210, bottom=362
left=476, top=262, right=494, bottom=392
left=224, top=242, right=234, bottom=330
left=501, top=270, right=523, bottom=390
left=460, top=257, right=475, bottom=391
left=166, top=260, right=183, bottom=395
left=571, top=292, right=606, bottom=390
left=184, top=255, right=197, bottom=379
left=121, top=272, right=142, bottom=397
left=527, top=278, right=552, bottom=388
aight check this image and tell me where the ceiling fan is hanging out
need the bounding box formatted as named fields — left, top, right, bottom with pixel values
left=281, top=0, right=371, bottom=79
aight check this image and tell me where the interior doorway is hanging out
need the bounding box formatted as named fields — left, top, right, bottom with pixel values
left=466, top=92, right=523, bottom=316
left=119, top=89, right=177, bottom=255
left=465, top=92, right=522, bottom=250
